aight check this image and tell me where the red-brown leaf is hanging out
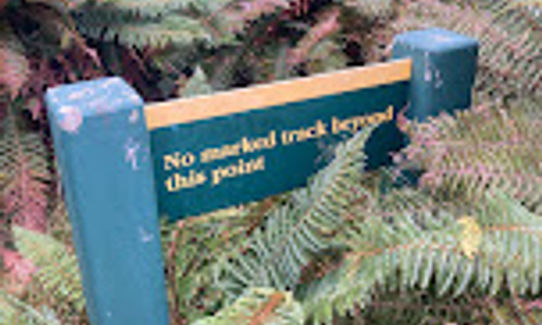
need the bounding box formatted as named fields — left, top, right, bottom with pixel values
left=0, top=23, right=30, bottom=100
left=1, top=248, right=38, bottom=294
left=3, top=156, right=48, bottom=233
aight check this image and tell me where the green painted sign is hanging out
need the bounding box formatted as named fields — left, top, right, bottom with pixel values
left=45, top=28, right=478, bottom=325
left=147, top=60, right=410, bottom=219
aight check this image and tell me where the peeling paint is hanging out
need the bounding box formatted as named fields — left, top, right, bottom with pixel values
left=424, top=69, right=432, bottom=82
left=423, top=52, right=432, bottom=82
left=68, top=88, right=94, bottom=101
left=129, top=110, right=140, bottom=124
left=111, top=98, right=132, bottom=111
left=431, top=33, right=455, bottom=44
left=434, top=69, right=443, bottom=88
left=89, top=98, right=113, bottom=115
left=125, top=138, right=141, bottom=170
left=48, top=92, right=60, bottom=104
left=141, top=146, right=151, bottom=164
left=128, top=94, right=140, bottom=105
left=58, top=106, right=83, bottom=133
left=139, top=227, right=154, bottom=243
left=101, top=78, right=123, bottom=89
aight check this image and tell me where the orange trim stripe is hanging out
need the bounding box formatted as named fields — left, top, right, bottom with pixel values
left=144, top=59, right=412, bottom=130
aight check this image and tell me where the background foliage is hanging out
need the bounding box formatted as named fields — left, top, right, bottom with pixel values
left=1, top=0, right=541, bottom=324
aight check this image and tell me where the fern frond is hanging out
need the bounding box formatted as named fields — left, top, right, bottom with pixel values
left=163, top=206, right=268, bottom=323
left=108, top=15, right=213, bottom=48
left=341, top=0, right=394, bottom=19
left=216, top=126, right=376, bottom=301
left=301, top=191, right=542, bottom=324
left=398, top=100, right=542, bottom=212
left=74, top=0, right=237, bottom=48
left=178, top=66, right=213, bottom=97
left=13, top=226, right=85, bottom=313
left=76, top=13, right=213, bottom=48
left=356, top=290, right=492, bottom=325
left=191, top=287, right=304, bottom=325
left=1, top=107, right=50, bottom=233
left=0, top=22, right=30, bottom=100
left=0, top=290, right=62, bottom=325
left=302, top=40, right=348, bottom=74
left=219, top=0, right=291, bottom=34
left=76, top=0, right=232, bottom=19
left=287, top=7, right=341, bottom=67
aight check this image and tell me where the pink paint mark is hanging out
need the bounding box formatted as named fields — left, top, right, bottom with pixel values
left=130, top=94, right=141, bottom=105
left=435, top=69, right=443, bottom=88
left=424, top=52, right=432, bottom=82
left=125, top=138, right=141, bottom=170
left=139, top=227, right=154, bottom=243
left=431, top=34, right=455, bottom=44
left=58, top=106, right=83, bottom=133
left=68, top=88, right=94, bottom=101
left=100, top=78, right=122, bottom=89
left=129, top=110, right=140, bottom=124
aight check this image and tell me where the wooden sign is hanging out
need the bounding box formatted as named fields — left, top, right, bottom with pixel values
left=147, top=59, right=410, bottom=219
left=45, top=28, right=478, bottom=325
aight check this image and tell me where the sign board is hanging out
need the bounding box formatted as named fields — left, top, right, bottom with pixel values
left=147, top=60, right=410, bottom=219
left=45, top=28, right=478, bottom=325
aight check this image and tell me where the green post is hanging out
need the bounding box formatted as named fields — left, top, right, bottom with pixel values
left=45, top=78, right=169, bottom=325
left=393, top=28, right=478, bottom=120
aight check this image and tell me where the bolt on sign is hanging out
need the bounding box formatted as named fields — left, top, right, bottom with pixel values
left=45, top=28, right=478, bottom=325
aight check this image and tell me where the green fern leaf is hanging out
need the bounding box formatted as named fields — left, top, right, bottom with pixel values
left=74, top=0, right=234, bottom=48
left=191, top=287, right=304, bottom=325
left=301, top=190, right=542, bottom=324
left=341, top=0, right=394, bottom=19
left=216, top=126, right=376, bottom=301
left=0, top=290, right=62, bottom=325
left=82, top=0, right=231, bottom=18
left=13, top=226, right=85, bottom=313
left=101, top=15, right=213, bottom=49
left=178, top=66, right=213, bottom=97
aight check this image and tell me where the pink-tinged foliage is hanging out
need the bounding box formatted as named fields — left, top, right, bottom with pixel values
left=287, top=7, right=341, bottom=66
left=3, top=155, right=48, bottom=233
left=397, top=102, right=542, bottom=211
left=1, top=248, right=38, bottom=294
left=525, top=299, right=542, bottom=311
left=25, top=98, right=43, bottom=121
left=239, top=0, right=290, bottom=14
left=393, top=0, right=542, bottom=97
left=0, top=26, right=30, bottom=100
left=222, top=0, right=292, bottom=33
left=222, top=0, right=312, bottom=34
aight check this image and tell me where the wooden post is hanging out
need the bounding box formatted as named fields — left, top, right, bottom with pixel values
left=393, top=28, right=478, bottom=120
left=45, top=78, right=169, bottom=325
